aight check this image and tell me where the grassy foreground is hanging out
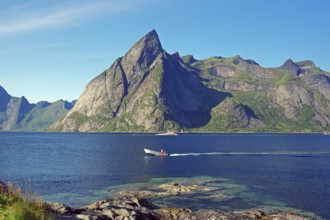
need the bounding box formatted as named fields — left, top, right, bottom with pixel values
left=0, top=182, right=52, bottom=220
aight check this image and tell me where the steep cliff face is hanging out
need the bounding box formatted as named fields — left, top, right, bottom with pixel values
left=0, top=86, right=11, bottom=129
left=52, top=30, right=230, bottom=132
left=51, top=30, right=164, bottom=131
left=305, top=74, right=330, bottom=100
left=268, top=84, right=314, bottom=121
left=0, top=93, right=34, bottom=130
left=52, top=30, right=330, bottom=132
left=0, top=86, right=75, bottom=131
left=0, top=86, right=11, bottom=112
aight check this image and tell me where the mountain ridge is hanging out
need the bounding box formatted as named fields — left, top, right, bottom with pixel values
left=51, top=30, right=330, bottom=133
left=0, top=86, right=75, bottom=131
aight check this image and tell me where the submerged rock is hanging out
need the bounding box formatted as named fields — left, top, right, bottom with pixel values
left=117, top=182, right=212, bottom=200
left=159, top=182, right=198, bottom=194
left=45, top=179, right=320, bottom=219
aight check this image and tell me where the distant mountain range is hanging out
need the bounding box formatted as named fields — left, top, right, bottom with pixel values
left=0, top=86, right=75, bottom=131
left=50, top=30, right=330, bottom=133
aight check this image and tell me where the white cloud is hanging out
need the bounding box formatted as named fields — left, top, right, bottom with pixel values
left=0, top=43, right=70, bottom=54
left=0, top=1, right=141, bottom=34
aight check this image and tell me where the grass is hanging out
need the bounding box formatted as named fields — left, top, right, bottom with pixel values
left=97, top=114, right=145, bottom=132
left=68, top=111, right=89, bottom=125
left=274, top=72, right=296, bottom=85
left=193, top=88, right=327, bottom=133
left=232, top=91, right=323, bottom=132
left=0, top=182, right=53, bottom=220
left=14, top=101, right=71, bottom=131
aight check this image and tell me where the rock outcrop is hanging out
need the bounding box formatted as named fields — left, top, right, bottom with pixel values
left=268, top=84, right=314, bottom=121
left=46, top=197, right=318, bottom=220
left=0, top=178, right=319, bottom=219
left=43, top=180, right=321, bottom=219
left=305, top=74, right=330, bottom=100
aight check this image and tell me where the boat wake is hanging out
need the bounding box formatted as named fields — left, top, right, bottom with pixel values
left=169, top=152, right=330, bottom=157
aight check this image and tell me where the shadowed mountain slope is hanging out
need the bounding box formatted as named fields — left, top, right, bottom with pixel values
left=51, top=30, right=330, bottom=132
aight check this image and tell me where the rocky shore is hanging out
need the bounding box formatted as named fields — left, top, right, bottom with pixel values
left=46, top=196, right=318, bottom=220
left=1, top=180, right=321, bottom=219
left=45, top=182, right=320, bottom=220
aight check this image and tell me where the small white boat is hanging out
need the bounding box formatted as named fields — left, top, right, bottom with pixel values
left=155, top=131, right=177, bottom=136
left=144, top=148, right=170, bottom=156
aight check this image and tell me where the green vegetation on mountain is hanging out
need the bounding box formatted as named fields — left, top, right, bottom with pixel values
left=0, top=86, right=75, bottom=131
left=2, top=30, right=329, bottom=133
left=51, top=30, right=330, bottom=133
left=4, top=30, right=328, bottom=133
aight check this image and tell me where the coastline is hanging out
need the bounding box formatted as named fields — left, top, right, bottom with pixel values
left=46, top=197, right=320, bottom=220
left=1, top=130, right=329, bottom=135
left=1, top=178, right=323, bottom=219
left=44, top=181, right=322, bottom=220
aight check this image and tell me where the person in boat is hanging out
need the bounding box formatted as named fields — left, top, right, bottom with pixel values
left=160, top=149, right=165, bottom=154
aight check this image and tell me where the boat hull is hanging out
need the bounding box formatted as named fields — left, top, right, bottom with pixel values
left=144, top=148, right=170, bottom=156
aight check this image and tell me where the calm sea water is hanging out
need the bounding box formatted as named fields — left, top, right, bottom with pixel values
left=1, top=133, right=330, bottom=219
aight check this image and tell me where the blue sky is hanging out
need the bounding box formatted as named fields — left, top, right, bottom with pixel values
left=1, top=0, right=329, bottom=103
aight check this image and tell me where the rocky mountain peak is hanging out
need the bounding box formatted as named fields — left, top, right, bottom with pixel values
left=181, top=55, right=197, bottom=64
left=232, top=55, right=243, bottom=64
left=281, top=59, right=298, bottom=69
left=144, top=29, right=162, bottom=48
left=244, top=59, right=259, bottom=66
left=280, top=59, right=319, bottom=75
left=18, top=96, right=34, bottom=114
left=0, top=85, right=11, bottom=112
left=296, top=60, right=316, bottom=68
left=122, top=29, right=164, bottom=71
left=0, top=85, right=9, bottom=97
left=36, top=101, right=51, bottom=109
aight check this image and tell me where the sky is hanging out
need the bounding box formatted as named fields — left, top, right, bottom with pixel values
left=0, top=0, right=329, bottom=103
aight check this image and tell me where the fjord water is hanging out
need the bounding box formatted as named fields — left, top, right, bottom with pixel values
left=1, top=133, right=330, bottom=218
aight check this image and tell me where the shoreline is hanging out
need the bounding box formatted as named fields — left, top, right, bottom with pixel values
left=46, top=197, right=321, bottom=220
left=1, top=130, right=329, bottom=135
left=44, top=179, right=322, bottom=220
left=1, top=180, right=323, bottom=219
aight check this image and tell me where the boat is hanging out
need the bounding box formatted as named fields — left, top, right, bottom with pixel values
left=155, top=131, right=177, bottom=136
left=144, top=148, right=170, bottom=156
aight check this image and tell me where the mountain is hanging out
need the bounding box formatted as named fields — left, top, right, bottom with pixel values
left=51, top=30, right=330, bottom=133
left=0, top=86, right=75, bottom=131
